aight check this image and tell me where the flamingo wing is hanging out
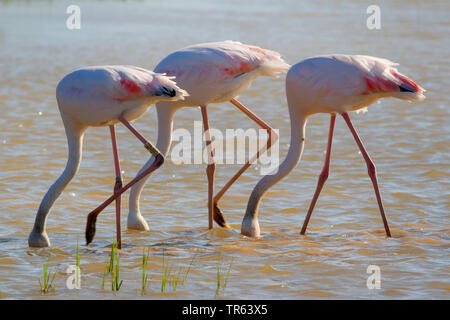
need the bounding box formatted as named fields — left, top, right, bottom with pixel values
left=295, top=54, right=425, bottom=109
left=155, top=41, right=289, bottom=84
left=292, top=55, right=368, bottom=102
left=59, top=66, right=187, bottom=103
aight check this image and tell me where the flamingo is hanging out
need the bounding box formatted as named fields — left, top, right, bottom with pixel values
left=28, top=65, right=188, bottom=248
left=241, top=54, right=425, bottom=238
left=84, top=41, right=289, bottom=246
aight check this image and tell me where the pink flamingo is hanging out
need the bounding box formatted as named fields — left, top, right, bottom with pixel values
left=85, top=41, right=289, bottom=246
left=28, top=65, right=188, bottom=248
left=241, top=54, right=425, bottom=238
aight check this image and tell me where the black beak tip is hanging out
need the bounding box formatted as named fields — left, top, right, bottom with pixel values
left=160, top=86, right=176, bottom=97
left=399, top=84, right=415, bottom=93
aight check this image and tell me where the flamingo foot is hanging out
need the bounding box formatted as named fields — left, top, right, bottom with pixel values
left=241, top=216, right=260, bottom=238
left=85, top=213, right=97, bottom=246
left=127, top=214, right=149, bottom=231
left=28, top=230, right=50, bottom=248
left=213, top=203, right=230, bottom=228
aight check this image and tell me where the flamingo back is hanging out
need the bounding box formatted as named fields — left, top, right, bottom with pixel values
left=286, top=54, right=425, bottom=115
left=56, top=65, right=188, bottom=126
left=57, top=65, right=187, bottom=102
left=154, top=41, right=289, bottom=105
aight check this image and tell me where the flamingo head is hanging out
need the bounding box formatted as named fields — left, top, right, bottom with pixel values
left=390, top=69, right=426, bottom=101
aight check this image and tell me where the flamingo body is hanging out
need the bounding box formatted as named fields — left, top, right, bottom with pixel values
left=154, top=41, right=290, bottom=106
left=286, top=54, right=425, bottom=116
left=56, top=65, right=187, bottom=127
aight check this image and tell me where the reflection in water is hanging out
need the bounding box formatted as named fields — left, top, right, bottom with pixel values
left=0, top=0, right=448, bottom=299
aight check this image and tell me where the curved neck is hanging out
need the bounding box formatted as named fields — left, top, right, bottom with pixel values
left=154, top=103, right=178, bottom=156
left=32, top=119, right=85, bottom=234
left=128, top=102, right=178, bottom=215
left=244, top=106, right=307, bottom=222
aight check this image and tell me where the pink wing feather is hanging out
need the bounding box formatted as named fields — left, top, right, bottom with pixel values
left=155, top=41, right=289, bottom=83
left=59, top=65, right=187, bottom=103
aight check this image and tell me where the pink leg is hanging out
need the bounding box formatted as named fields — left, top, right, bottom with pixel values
left=109, top=125, right=122, bottom=249
left=341, top=112, right=391, bottom=237
left=85, top=116, right=164, bottom=246
left=301, top=114, right=336, bottom=235
left=201, top=106, right=215, bottom=229
left=212, top=98, right=278, bottom=228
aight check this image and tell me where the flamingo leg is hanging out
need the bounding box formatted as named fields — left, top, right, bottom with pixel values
left=300, top=114, right=336, bottom=235
left=212, top=98, right=279, bottom=228
left=201, top=106, right=215, bottom=229
left=109, top=125, right=122, bottom=249
left=85, top=115, right=164, bottom=246
left=341, top=112, right=391, bottom=237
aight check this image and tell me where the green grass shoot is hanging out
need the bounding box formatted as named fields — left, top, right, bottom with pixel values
left=141, top=247, right=150, bottom=294
left=109, top=238, right=117, bottom=273
left=102, top=255, right=108, bottom=290
left=215, top=253, right=233, bottom=296
left=74, top=239, right=81, bottom=289
left=110, top=239, right=123, bottom=291
left=101, top=239, right=122, bottom=291
left=161, top=248, right=169, bottom=293
left=160, top=248, right=197, bottom=293
left=182, top=254, right=196, bottom=285
left=111, top=249, right=122, bottom=291
left=76, top=239, right=80, bottom=269
left=38, top=252, right=56, bottom=294
left=224, top=257, right=233, bottom=289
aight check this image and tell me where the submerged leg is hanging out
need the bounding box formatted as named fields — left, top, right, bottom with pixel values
left=212, top=98, right=279, bottom=227
left=109, top=125, right=122, bottom=249
left=201, top=106, right=216, bottom=230
left=341, top=112, right=391, bottom=237
left=300, top=114, right=336, bottom=235
left=85, top=115, right=164, bottom=246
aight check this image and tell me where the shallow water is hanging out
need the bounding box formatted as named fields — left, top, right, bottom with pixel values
left=0, top=0, right=449, bottom=299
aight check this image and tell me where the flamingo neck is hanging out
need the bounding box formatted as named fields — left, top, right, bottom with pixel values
left=128, top=102, right=178, bottom=217
left=244, top=107, right=307, bottom=227
left=32, top=120, right=85, bottom=234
